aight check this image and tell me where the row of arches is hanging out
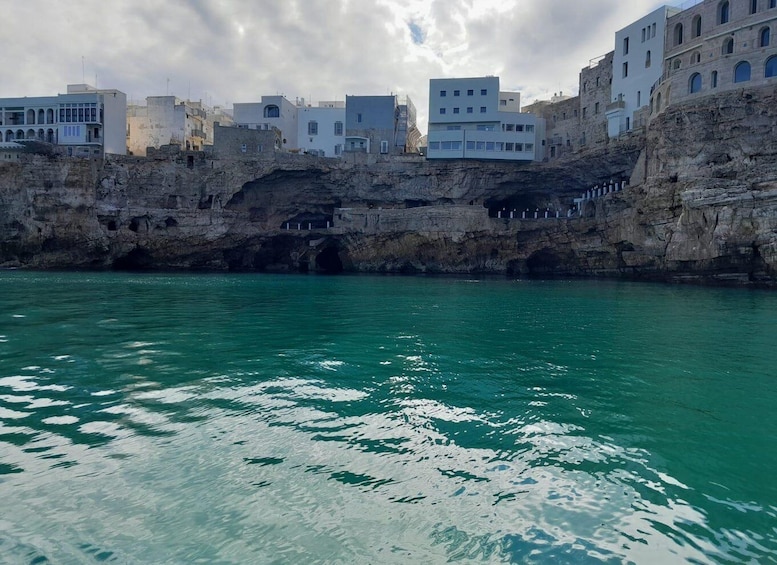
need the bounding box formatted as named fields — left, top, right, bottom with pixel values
left=673, top=0, right=776, bottom=46
left=18, top=108, right=56, bottom=125
left=672, top=27, right=771, bottom=72
left=4, top=129, right=56, bottom=143
left=688, top=56, right=777, bottom=94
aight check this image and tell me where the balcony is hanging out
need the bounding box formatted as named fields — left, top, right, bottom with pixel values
left=606, top=99, right=626, bottom=112
left=190, top=129, right=206, bottom=140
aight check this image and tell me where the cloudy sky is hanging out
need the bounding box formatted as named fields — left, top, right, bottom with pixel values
left=4, top=0, right=675, bottom=133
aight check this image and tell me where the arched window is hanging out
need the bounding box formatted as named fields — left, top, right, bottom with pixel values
left=657, top=92, right=662, bottom=110
left=47, top=109, right=54, bottom=124
left=734, top=61, right=752, bottom=82
left=26, top=129, right=35, bottom=139
left=26, top=109, right=36, bottom=125
left=674, top=23, right=684, bottom=45
left=16, top=130, right=24, bottom=140
left=37, top=109, right=45, bottom=124
left=766, top=55, right=777, bottom=77
left=689, top=73, right=702, bottom=93
left=760, top=27, right=771, bottom=47
left=692, top=15, right=702, bottom=37
left=751, top=0, right=758, bottom=13
left=645, top=50, right=652, bottom=68
left=691, top=51, right=701, bottom=64
left=673, top=59, right=682, bottom=70
left=712, top=70, right=719, bottom=87
left=263, top=105, right=280, bottom=118
left=5, top=131, right=12, bottom=142
left=47, top=129, right=55, bottom=143
left=719, top=1, right=730, bottom=24
left=723, top=37, right=734, bottom=54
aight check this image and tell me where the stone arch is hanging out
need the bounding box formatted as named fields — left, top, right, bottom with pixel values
left=674, top=22, right=684, bottom=45
left=37, top=109, right=45, bottom=124
left=689, top=73, right=702, bottom=93
left=26, top=109, right=35, bottom=125
left=47, top=128, right=55, bottom=143
left=734, top=60, right=751, bottom=82
left=719, top=0, right=730, bottom=24
left=37, top=128, right=45, bottom=140
left=16, top=129, right=24, bottom=140
left=692, top=14, right=702, bottom=37
left=765, top=55, right=777, bottom=77
left=4, top=130, right=12, bottom=142
left=26, top=129, right=36, bottom=139
left=47, top=108, right=54, bottom=124
left=760, top=26, right=770, bottom=47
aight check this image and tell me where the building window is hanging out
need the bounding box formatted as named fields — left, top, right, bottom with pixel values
left=637, top=91, right=641, bottom=106
left=673, top=59, right=682, bottom=70
left=264, top=105, right=280, bottom=118
left=692, top=51, right=701, bottom=64
left=467, top=89, right=474, bottom=96
left=712, top=70, right=719, bottom=87
left=480, top=106, right=487, bottom=113
left=357, top=113, right=362, bottom=123
left=476, top=141, right=485, bottom=150
left=652, top=23, right=657, bottom=37
left=766, top=55, right=777, bottom=76
left=467, top=107, right=473, bottom=113
left=506, top=143, right=514, bottom=151
left=596, top=77, right=600, bottom=87
left=440, top=108, right=446, bottom=114
left=582, top=107, right=587, bottom=118
left=440, top=90, right=447, bottom=97
left=447, top=125, right=461, bottom=130
left=771, top=0, right=776, bottom=8
left=693, top=15, right=702, bottom=37
left=240, top=143, right=247, bottom=153
left=723, top=37, right=734, bottom=54
left=760, top=27, right=770, bottom=47
left=751, top=0, right=758, bottom=13
left=380, top=140, right=389, bottom=154
left=689, top=73, right=702, bottom=93
left=646, top=50, right=652, bottom=68
left=516, top=125, right=524, bottom=131
left=500, top=99, right=507, bottom=106
left=734, top=61, right=752, bottom=82
left=480, top=89, right=487, bottom=95
left=623, top=37, right=630, bottom=54
left=308, top=121, right=318, bottom=135
left=642, top=28, right=646, bottom=42
left=453, top=90, right=460, bottom=96
left=505, top=124, right=514, bottom=131
left=719, top=1, right=730, bottom=24
left=453, top=107, right=460, bottom=114
left=525, top=125, right=534, bottom=132
left=595, top=102, right=600, bottom=114
left=623, top=62, right=629, bottom=77
left=674, top=23, right=684, bottom=45
left=429, top=141, right=440, bottom=150
left=334, top=121, right=343, bottom=135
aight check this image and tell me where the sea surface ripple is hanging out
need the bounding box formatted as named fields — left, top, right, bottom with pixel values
left=1, top=272, right=775, bottom=564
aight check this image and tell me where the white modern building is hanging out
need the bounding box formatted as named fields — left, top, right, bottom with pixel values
left=608, top=5, right=680, bottom=137
left=296, top=102, right=345, bottom=157
left=233, top=96, right=298, bottom=150
left=0, top=84, right=127, bottom=156
left=426, top=76, right=544, bottom=161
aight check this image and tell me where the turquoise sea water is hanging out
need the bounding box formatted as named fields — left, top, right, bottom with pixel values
left=0, top=271, right=775, bottom=564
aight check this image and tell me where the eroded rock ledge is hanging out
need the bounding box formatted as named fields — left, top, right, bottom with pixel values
left=1, top=87, right=776, bottom=286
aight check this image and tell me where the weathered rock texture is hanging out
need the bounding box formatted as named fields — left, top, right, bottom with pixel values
left=1, top=87, right=776, bottom=286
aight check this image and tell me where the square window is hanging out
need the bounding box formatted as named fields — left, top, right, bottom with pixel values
left=453, top=90, right=460, bottom=96
left=466, top=141, right=475, bottom=150
left=440, top=90, right=447, bottom=97
left=467, top=89, right=474, bottom=96
left=453, top=107, right=460, bottom=114
left=467, top=107, right=473, bottom=113
left=480, top=106, right=486, bottom=113
left=440, top=108, right=446, bottom=114
left=481, top=89, right=487, bottom=95
left=506, top=142, right=514, bottom=151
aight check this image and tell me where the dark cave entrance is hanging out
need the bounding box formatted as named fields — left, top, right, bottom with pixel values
left=315, top=247, right=344, bottom=274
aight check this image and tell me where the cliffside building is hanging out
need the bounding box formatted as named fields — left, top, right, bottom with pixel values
left=608, top=6, right=680, bottom=137
left=426, top=76, right=544, bottom=161
left=0, top=84, right=126, bottom=156
left=344, top=94, right=420, bottom=155
left=233, top=96, right=298, bottom=150
left=296, top=101, right=346, bottom=157
left=126, top=96, right=210, bottom=156
left=651, top=0, right=777, bottom=117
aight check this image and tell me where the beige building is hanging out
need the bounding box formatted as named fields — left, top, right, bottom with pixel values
left=651, top=0, right=777, bottom=116
left=127, top=96, right=211, bottom=156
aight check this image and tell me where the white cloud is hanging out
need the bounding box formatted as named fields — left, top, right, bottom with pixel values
left=2, top=0, right=676, bottom=134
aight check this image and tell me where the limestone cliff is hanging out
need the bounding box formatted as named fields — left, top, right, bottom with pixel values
left=1, top=87, right=775, bottom=286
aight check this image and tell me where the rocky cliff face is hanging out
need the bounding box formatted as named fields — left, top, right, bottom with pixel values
left=1, top=87, right=775, bottom=286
